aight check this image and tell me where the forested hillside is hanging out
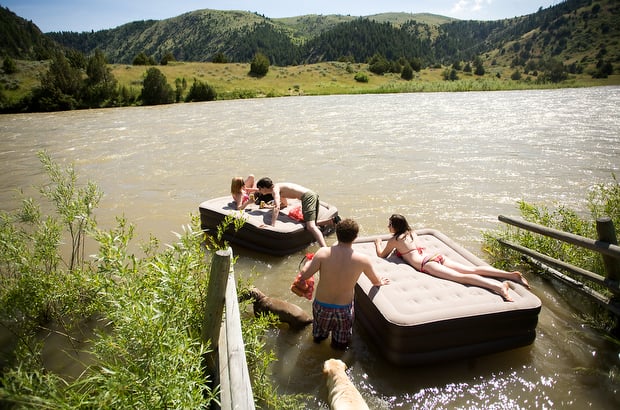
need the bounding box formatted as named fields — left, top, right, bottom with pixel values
left=39, top=0, right=618, bottom=71
left=0, top=6, right=62, bottom=59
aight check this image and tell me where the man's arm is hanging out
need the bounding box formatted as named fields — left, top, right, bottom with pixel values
left=299, top=252, right=322, bottom=281
left=270, top=185, right=281, bottom=226
left=363, top=257, right=390, bottom=286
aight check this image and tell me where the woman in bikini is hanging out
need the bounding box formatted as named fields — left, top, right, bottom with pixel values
left=374, top=214, right=530, bottom=302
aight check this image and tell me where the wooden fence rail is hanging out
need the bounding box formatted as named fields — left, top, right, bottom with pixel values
left=497, top=215, right=620, bottom=317
left=202, top=247, right=255, bottom=410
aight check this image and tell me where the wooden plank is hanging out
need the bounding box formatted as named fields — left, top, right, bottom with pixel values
left=218, top=312, right=231, bottom=409
left=523, top=255, right=620, bottom=317
left=202, top=248, right=232, bottom=382
left=597, top=217, right=620, bottom=281
left=498, top=215, right=620, bottom=258
left=221, top=271, right=255, bottom=410
left=498, top=239, right=620, bottom=295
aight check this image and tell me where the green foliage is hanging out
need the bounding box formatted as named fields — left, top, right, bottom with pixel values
left=240, top=311, right=305, bottom=409
left=184, top=79, right=217, bottom=102
left=204, top=214, right=246, bottom=251
left=0, top=6, right=60, bottom=59
left=3, top=56, right=17, bottom=74
left=132, top=51, right=156, bottom=66
left=38, top=151, right=102, bottom=271
left=368, top=53, right=391, bottom=75
left=592, top=58, right=614, bottom=79
left=250, top=52, right=270, bottom=77
left=141, top=67, right=174, bottom=105
left=3, top=0, right=619, bottom=113
left=0, top=153, right=290, bottom=408
left=483, top=175, right=620, bottom=291
left=588, top=174, right=620, bottom=224
left=212, top=52, right=229, bottom=63
left=160, top=52, right=176, bottom=66
left=539, top=58, right=568, bottom=83
left=83, top=49, right=118, bottom=107
left=354, top=72, right=369, bottom=83
left=473, top=56, right=485, bottom=76
left=29, top=50, right=82, bottom=111
left=442, top=68, right=459, bottom=81
left=236, top=22, right=301, bottom=65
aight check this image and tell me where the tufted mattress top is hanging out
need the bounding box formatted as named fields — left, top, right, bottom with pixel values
left=353, top=229, right=541, bottom=365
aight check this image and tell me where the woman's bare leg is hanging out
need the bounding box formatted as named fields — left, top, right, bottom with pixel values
left=424, top=262, right=513, bottom=301
left=443, top=259, right=529, bottom=288
left=245, top=174, right=256, bottom=189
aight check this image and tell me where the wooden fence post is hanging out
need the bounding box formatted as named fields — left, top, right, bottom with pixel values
left=596, top=217, right=620, bottom=282
left=202, top=247, right=232, bottom=387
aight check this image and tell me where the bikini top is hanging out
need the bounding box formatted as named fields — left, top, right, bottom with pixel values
left=396, top=247, right=425, bottom=258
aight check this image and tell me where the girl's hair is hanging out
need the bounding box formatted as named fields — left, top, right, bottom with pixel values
left=230, top=177, right=245, bottom=194
left=389, top=214, right=413, bottom=240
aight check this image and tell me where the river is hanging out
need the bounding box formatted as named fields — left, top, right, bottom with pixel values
left=1, top=86, right=619, bottom=408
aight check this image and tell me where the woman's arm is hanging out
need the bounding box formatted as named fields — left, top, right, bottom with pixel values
left=374, top=237, right=395, bottom=258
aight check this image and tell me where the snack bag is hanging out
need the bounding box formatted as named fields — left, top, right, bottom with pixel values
left=291, top=274, right=314, bottom=300
left=291, top=252, right=315, bottom=299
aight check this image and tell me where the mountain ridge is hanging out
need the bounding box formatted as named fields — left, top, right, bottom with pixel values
left=1, top=1, right=618, bottom=77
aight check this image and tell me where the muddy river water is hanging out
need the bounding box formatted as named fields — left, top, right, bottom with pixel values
left=1, top=86, right=619, bottom=408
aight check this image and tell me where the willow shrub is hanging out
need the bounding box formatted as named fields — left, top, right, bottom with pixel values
left=0, top=152, right=298, bottom=408
left=483, top=174, right=620, bottom=297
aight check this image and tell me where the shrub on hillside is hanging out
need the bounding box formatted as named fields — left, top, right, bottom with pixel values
left=354, top=72, right=368, bottom=83
left=185, top=79, right=217, bottom=102
left=141, top=67, right=174, bottom=105
left=250, top=52, right=270, bottom=77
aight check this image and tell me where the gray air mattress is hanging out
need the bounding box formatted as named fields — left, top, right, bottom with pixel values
left=353, top=229, right=541, bottom=366
left=199, top=196, right=338, bottom=256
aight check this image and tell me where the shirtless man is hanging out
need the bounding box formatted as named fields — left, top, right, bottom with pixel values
left=293, top=218, right=390, bottom=349
left=256, top=177, right=327, bottom=247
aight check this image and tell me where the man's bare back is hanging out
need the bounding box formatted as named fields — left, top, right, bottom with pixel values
left=311, top=245, right=378, bottom=305
left=273, top=182, right=308, bottom=207
left=292, top=218, right=389, bottom=349
left=299, top=240, right=389, bottom=306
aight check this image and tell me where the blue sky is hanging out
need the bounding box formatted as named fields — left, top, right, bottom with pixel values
left=3, top=1, right=561, bottom=32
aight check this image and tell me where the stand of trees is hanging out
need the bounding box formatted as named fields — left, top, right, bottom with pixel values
left=0, top=48, right=219, bottom=112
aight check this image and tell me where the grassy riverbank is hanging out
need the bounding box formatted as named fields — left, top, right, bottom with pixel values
left=3, top=60, right=619, bottom=108
left=112, top=61, right=620, bottom=100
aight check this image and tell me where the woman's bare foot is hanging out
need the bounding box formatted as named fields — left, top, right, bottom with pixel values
left=511, top=271, right=530, bottom=289
left=498, top=282, right=513, bottom=302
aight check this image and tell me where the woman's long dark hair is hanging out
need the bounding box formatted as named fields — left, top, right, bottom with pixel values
left=389, top=214, right=413, bottom=240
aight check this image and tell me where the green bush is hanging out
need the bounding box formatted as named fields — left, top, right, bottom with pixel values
left=250, top=52, right=270, bottom=77
left=0, top=152, right=299, bottom=408
left=483, top=174, right=620, bottom=296
left=354, top=72, right=368, bottom=83
left=185, top=79, right=217, bottom=102
left=141, top=67, right=174, bottom=105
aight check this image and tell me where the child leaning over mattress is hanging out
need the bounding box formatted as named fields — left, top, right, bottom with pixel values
left=230, top=174, right=258, bottom=210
